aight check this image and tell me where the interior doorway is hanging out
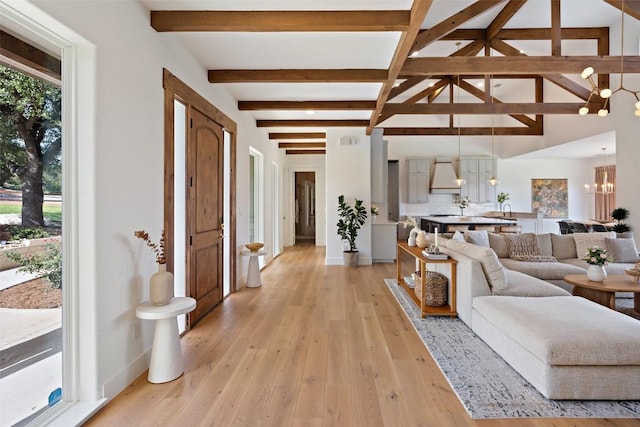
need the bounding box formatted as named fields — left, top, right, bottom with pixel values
left=294, top=171, right=315, bottom=245
left=388, top=160, right=400, bottom=222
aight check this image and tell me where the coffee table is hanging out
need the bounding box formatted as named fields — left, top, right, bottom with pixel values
left=564, top=274, right=640, bottom=311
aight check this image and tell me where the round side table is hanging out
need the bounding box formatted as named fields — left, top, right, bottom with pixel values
left=136, top=297, right=196, bottom=383
left=241, top=249, right=266, bottom=288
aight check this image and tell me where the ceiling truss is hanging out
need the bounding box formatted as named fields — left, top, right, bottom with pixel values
left=150, top=1, right=640, bottom=140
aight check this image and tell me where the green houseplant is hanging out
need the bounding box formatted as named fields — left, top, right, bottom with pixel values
left=611, top=207, right=632, bottom=236
left=337, top=195, right=367, bottom=267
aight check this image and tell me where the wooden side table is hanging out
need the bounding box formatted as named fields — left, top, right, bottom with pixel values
left=396, top=242, right=458, bottom=318
left=241, top=249, right=266, bottom=288
left=136, top=297, right=196, bottom=383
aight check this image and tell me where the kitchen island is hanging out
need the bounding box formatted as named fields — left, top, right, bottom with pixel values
left=421, top=215, right=517, bottom=233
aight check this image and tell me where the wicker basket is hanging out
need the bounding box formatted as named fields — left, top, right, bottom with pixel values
left=414, top=271, right=448, bottom=307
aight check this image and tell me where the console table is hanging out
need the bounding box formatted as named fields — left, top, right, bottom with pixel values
left=136, top=297, right=196, bottom=383
left=396, top=242, right=457, bottom=318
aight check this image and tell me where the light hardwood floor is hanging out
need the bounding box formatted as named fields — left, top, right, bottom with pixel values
left=86, top=244, right=640, bottom=426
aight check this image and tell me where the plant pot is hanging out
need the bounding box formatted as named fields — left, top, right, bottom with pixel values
left=586, top=264, right=607, bottom=282
left=343, top=251, right=359, bottom=267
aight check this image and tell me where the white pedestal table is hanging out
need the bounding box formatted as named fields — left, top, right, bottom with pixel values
left=136, top=296, right=196, bottom=383
left=241, top=249, right=266, bottom=288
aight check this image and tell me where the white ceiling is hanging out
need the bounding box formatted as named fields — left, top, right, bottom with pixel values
left=141, top=0, right=630, bottom=157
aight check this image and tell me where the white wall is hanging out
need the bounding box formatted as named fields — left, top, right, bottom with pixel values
left=325, top=128, right=372, bottom=265
left=28, top=0, right=282, bottom=401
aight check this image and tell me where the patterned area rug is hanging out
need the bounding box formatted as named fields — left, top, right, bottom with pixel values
left=384, top=279, right=640, bottom=419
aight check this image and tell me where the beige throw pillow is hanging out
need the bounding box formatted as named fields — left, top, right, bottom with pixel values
left=573, top=232, right=616, bottom=260
left=488, top=232, right=509, bottom=258
left=605, top=238, right=640, bottom=263
left=446, top=239, right=508, bottom=292
left=504, top=233, right=557, bottom=262
left=550, top=234, right=578, bottom=259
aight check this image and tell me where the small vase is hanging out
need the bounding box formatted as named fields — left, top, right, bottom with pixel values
left=149, top=263, right=174, bottom=305
left=586, top=264, right=607, bottom=282
left=408, top=229, right=417, bottom=247
left=372, top=214, right=377, bottom=223
left=460, top=208, right=465, bottom=216
left=416, top=230, right=429, bottom=249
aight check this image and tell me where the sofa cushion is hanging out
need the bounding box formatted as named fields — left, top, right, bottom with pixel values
left=464, top=230, right=490, bottom=247
left=500, top=257, right=586, bottom=280
left=605, top=237, right=640, bottom=263
left=452, top=230, right=466, bottom=242
left=472, top=296, right=640, bottom=365
left=445, top=239, right=508, bottom=292
left=504, top=233, right=557, bottom=262
left=573, top=231, right=616, bottom=260
left=488, top=232, right=509, bottom=258
left=537, top=233, right=553, bottom=257
left=493, top=270, right=571, bottom=297
left=551, top=234, right=577, bottom=259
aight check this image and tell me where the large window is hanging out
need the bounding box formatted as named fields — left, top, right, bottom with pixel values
left=595, top=164, right=616, bottom=221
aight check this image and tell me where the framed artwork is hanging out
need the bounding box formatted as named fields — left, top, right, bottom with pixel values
left=531, top=179, right=568, bottom=218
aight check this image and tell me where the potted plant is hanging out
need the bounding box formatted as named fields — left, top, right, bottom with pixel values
left=337, top=195, right=367, bottom=267
left=611, top=207, right=632, bottom=237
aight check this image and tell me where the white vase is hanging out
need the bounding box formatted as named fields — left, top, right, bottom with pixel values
left=408, top=229, right=417, bottom=247
left=150, top=263, right=174, bottom=305
left=586, top=264, right=607, bottom=282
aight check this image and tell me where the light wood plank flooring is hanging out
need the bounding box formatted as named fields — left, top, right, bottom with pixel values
left=86, top=244, right=640, bottom=426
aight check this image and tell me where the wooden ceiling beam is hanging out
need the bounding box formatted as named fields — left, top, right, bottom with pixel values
left=377, top=78, right=450, bottom=124
left=367, top=0, right=433, bottom=133
left=268, top=132, right=325, bottom=140
left=258, top=120, right=369, bottom=127
left=412, top=1, right=506, bottom=52
left=443, top=27, right=608, bottom=40
left=551, top=0, right=562, bottom=56
left=486, top=0, right=527, bottom=39
left=150, top=10, right=410, bottom=32
left=603, top=0, right=640, bottom=21
left=490, top=38, right=600, bottom=102
left=286, top=150, right=326, bottom=155
left=209, top=69, right=387, bottom=83
left=238, top=101, right=375, bottom=110
left=0, top=30, right=61, bottom=81
left=382, top=102, right=587, bottom=115
left=383, top=127, right=543, bottom=136
left=278, top=142, right=326, bottom=149
left=400, top=56, right=640, bottom=75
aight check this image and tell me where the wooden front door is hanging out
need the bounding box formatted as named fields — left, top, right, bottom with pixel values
left=187, top=107, right=224, bottom=324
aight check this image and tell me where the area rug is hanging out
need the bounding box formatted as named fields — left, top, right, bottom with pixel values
left=384, top=279, right=640, bottom=419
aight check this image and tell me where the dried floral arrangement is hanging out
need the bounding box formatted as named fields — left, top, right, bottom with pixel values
left=134, top=230, right=166, bottom=264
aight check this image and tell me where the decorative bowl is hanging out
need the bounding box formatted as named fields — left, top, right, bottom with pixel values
left=624, top=268, right=640, bottom=283
left=245, top=242, right=264, bottom=252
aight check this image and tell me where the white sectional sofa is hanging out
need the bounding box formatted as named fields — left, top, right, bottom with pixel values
left=430, top=235, right=640, bottom=400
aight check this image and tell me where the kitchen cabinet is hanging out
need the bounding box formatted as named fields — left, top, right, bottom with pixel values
left=460, top=157, right=496, bottom=203
left=407, top=157, right=430, bottom=203
left=372, top=222, right=397, bottom=262
left=371, top=136, right=387, bottom=203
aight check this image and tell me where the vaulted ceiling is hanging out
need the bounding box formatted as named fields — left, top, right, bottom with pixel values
left=144, top=0, right=639, bottom=154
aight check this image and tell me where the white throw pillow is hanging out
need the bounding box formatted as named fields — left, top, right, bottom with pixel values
left=452, top=230, right=466, bottom=242
left=573, top=232, right=616, bottom=260
left=605, top=238, right=640, bottom=263
left=464, top=230, right=490, bottom=247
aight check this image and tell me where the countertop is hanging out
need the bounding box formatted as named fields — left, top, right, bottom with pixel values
left=421, top=215, right=517, bottom=225
left=482, top=211, right=539, bottom=220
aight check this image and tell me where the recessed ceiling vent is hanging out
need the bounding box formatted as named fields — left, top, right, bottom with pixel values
left=430, top=156, right=461, bottom=194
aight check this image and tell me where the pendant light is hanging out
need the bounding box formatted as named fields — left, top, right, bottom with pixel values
left=454, top=42, right=465, bottom=187
left=488, top=72, right=498, bottom=186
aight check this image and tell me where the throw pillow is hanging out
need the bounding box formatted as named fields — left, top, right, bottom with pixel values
left=452, top=230, right=466, bottom=242
left=550, top=233, right=577, bottom=259
left=536, top=233, right=553, bottom=257
left=446, top=239, right=508, bottom=292
left=573, top=231, right=616, bottom=260
left=488, top=232, right=509, bottom=258
left=504, top=233, right=557, bottom=262
left=464, top=230, right=490, bottom=247
left=605, top=238, right=640, bottom=263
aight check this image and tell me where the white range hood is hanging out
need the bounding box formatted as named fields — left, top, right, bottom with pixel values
left=430, top=157, right=461, bottom=194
